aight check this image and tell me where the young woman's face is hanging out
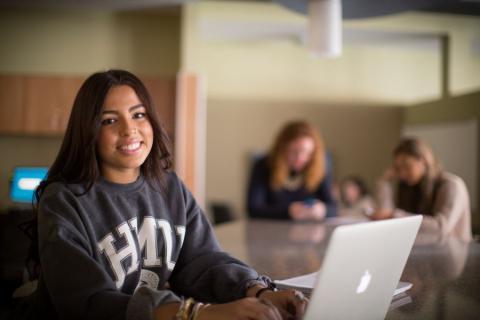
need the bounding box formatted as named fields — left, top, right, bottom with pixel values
left=285, top=136, right=315, bottom=173
left=394, top=153, right=426, bottom=186
left=97, top=85, right=153, bottom=183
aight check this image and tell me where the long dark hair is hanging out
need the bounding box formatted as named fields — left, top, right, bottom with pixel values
left=25, top=70, right=172, bottom=279
left=38, top=69, right=172, bottom=196
left=393, top=137, right=440, bottom=215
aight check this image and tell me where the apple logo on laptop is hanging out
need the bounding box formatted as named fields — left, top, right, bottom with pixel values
left=356, top=270, right=372, bottom=294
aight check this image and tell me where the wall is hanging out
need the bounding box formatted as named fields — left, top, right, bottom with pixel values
left=405, top=91, right=480, bottom=124
left=404, top=119, right=477, bottom=211
left=0, top=8, right=180, bottom=210
left=206, top=101, right=403, bottom=217
left=349, top=12, right=480, bottom=97
left=0, top=8, right=180, bottom=76
left=182, top=1, right=480, bottom=104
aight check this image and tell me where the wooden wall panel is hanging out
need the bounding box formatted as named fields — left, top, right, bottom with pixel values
left=175, top=73, right=206, bottom=208
left=23, top=76, right=78, bottom=135
left=142, top=77, right=176, bottom=141
left=0, top=75, right=24, bottom=133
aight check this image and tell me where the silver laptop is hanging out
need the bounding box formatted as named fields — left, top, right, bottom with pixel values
left=300, top=216, right=422, bottom=319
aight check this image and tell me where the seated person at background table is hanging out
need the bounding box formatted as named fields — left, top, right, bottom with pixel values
left=371, top=137, right=472, bottom=241
left=337, top=175, right=374, bottom=218
left=247, top=121, right=336, bottom=221
left=19, top=70, right=307, bottom=320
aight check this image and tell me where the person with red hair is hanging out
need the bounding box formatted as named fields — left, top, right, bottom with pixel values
left=247, top=121, right=337, bottom=221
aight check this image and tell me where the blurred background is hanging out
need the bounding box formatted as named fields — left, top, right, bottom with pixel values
left=0, top=0, right=478, bottom=234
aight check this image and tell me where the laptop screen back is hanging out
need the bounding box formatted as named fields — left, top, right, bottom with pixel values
left=304, top=216, right=422, bottom=320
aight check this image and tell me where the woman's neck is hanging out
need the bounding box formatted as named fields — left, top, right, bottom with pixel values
left=101, top=168, right=140, bottom=184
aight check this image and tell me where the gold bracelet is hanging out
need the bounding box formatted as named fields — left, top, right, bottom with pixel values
left=182, top=298, right=196, bottom=320
left=174, top=298, right=186, bottom=320
left=175, top=297, right=195, bottom=320
left=189, top=302, right=202, bottom=320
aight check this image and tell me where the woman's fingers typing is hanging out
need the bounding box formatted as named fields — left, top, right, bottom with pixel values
left=259, top=289, right=308, bottom=320
left=196, top=297, right=282, bottom=320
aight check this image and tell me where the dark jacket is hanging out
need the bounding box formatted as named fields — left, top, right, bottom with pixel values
left=247, top=156, right=337, bottom=219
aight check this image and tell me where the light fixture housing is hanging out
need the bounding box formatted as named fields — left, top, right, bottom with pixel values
left=308, top=0, right=343, bottom=58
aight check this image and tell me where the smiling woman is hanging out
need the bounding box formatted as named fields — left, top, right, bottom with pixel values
left=97, top=85, right=154, bottom=183
left=13, top=70, right=307, bottom=320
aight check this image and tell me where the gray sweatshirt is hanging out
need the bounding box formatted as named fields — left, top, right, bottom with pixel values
left=33, top=172, right=266, bottom=320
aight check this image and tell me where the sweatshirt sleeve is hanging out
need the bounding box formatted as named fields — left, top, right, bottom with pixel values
left=392, top=176, right=472, bottom=241
left=246, top=158, right=290, bottom=219
left=375, top=178, right=396, bottom=211
left=37, top=187, right=180, bottom=320
left=169, top=180, right=268, bottom=303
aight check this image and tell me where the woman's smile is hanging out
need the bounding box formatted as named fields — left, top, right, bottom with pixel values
left=117, top=140, right=143, bottom=154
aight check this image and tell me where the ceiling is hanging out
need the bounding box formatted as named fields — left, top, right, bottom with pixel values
left=0, top=0, right=186, bottom=10
left=1, top=0, right=480, bottom=17
left=275, top=0, right=480, bottom=19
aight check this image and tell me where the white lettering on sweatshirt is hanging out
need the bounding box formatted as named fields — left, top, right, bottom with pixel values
left=98, top=216, right=185, bottom=289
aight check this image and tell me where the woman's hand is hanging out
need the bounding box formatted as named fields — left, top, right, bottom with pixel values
left=369, top=208, right=394, bottom=220
left=196, top=297, right=283, bottom=320
left=309, top=202, right=326, bottom=220
left=260, top=289, right=308, bottom=320
left=288, top=202, right=309, bottom=220
left=382, top=167, right=397, bottom=181
left=289, top=201, right=326, bottom=221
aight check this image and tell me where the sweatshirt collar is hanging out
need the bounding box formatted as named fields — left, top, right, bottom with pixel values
left=97, top=174, right=145, bottom=193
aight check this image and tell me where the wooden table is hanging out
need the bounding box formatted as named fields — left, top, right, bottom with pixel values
left=214, top=218, right=480, bottom=319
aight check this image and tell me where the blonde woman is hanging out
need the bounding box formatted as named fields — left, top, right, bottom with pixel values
left=372, top=137, right=472, bottom=241
left=247, top=121, right=336, bottom=221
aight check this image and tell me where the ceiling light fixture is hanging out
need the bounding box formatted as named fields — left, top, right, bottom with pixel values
left=308, top=0, right=342, bottom=58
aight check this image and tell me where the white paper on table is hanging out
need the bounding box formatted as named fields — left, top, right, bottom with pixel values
left=274, top=272, right=412, bottom=296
